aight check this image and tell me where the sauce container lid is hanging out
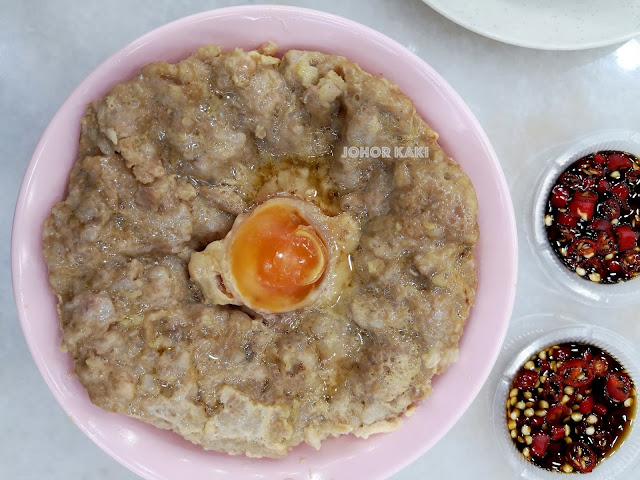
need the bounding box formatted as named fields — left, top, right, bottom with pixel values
left=490, top=314, right=640, bottom=479
left=528, top=130, right=640, bottom=307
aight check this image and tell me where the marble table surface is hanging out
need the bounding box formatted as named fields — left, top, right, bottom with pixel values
left=2, top=1, right=640, bottom=479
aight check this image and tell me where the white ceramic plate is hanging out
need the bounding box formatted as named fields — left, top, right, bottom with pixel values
left=422, top=0, right=640, bottom=50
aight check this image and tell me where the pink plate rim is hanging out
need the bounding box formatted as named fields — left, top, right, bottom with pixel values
left=11, top=5, right=517, bottom=480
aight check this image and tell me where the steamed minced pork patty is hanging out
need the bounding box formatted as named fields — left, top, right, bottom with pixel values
left=42, top=42, right=478, bottom=458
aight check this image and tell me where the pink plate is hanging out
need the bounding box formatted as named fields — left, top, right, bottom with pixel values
left=12, top=6, right=517, bottom=480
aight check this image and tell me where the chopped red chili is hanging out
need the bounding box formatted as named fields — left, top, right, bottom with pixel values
left=506, top=342, right=636, bottom=473
left=545, top=150, right=640, bottom=283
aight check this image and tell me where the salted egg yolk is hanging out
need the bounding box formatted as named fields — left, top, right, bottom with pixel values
left=229, top=201, right=328, bottom=313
